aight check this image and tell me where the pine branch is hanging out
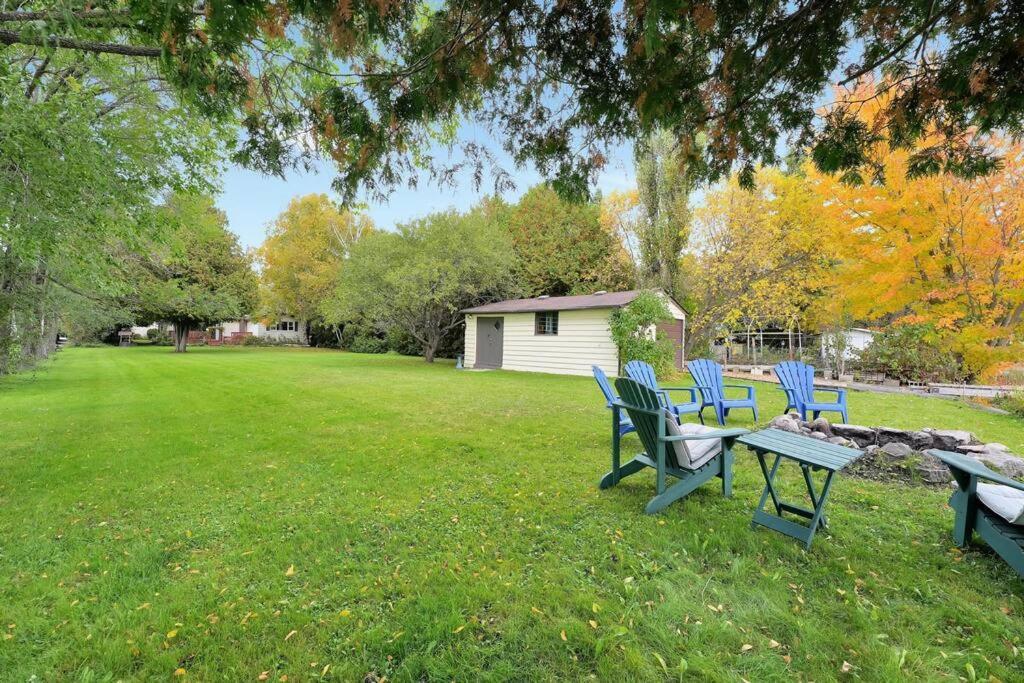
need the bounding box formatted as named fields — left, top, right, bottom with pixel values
left=0, top=29, right=161, bottom=57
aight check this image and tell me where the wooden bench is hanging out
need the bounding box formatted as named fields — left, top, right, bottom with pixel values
left=927, top=449, right=1024, bottom=578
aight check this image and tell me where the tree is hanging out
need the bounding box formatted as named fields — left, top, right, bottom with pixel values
left=687, top=167, right=833, bottom=353
left=633, top=128, right=696, bottom=301
left=498, top=185, right=633, bottom=297
left=327, top=208, right=520, bottom=362
left=258, top=195, right=373, bottom=345
left=0, top=44, right=225, bottom=372
left=808, top=82, right=1024, bottom=375
left=3, top=2, right=1017, bottom=200
left=137, top=195, right=258, bottom=352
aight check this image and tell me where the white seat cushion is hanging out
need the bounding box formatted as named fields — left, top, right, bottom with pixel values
left=977, top=483, right=1024, bottom=525
left=663, top=413, right=723, bottom=470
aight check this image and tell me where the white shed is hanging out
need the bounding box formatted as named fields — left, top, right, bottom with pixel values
left=461, top=290, right=686, bottom=377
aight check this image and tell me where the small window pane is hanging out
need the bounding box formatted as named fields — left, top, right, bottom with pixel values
left=535, top=312, right=558, bottom=335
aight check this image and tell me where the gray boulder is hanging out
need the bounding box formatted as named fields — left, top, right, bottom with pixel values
left=877, top=427, right=912, bottom=447
left=916, top=453, right=954, bottom=484
left=827, top=436, right=854, bottom=447
left=809, top=417, right=833, bottom=436
left=807, top=431, right=828, bottom=440
left=832, top=423, right=877, bottom=447
left=926, top=428, right=977, bottom=451
left=973, top=451, right=1024, bottom=479
left=768, top=414, right=802, bottom=434
left=907, top=430, right=935, bottom=450
left=880, top=442, right=913, bottom=460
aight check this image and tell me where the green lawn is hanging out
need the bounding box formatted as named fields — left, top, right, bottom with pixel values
left=1, top=346, right=1022, bottom=681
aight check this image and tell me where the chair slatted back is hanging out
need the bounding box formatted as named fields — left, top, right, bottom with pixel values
left=774, top=361, right=814, bottom=406
left=614, top=377, right=665, bottom=462
left=624, top=360, right=659, bottom=390
left=687, top=359, right=724, bottom=403
left=592, top=365, right=617, bottom=407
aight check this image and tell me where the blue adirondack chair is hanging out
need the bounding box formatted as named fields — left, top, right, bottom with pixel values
left=686, top=359, right=758, bottom=425
left=773, top=360, right=849, bottom=423
left=624, top=360, right=704, bottom=424
left=592, top=365, right=636, bottom=438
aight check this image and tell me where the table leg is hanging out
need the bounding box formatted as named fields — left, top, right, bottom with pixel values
left=803, top=470, right=836, bottom=549
left=754, top=451, right=784, bottom=523
left=800, top=464, right=828, bottom=530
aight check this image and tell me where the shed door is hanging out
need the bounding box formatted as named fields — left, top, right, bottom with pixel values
left=475, top=317, right=504, bottom=369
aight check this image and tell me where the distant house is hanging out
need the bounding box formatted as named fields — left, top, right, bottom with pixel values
left=132, top=316, right=307, bottom=344
left=461, top=289, right=686, bottom=377
left=820, top=327, right=876, bottom=360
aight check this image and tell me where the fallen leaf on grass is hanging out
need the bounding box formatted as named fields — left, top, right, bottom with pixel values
left=769, top=640, right=780, bottom=648
left=284, top=630, right=297, bottom=641
left=173, top=669, right=186, bottom=677
left=285, top=565, right=296, bottom=577
left=841, top=661, right=853, bottom=673
left=560, top=630, right=567, bottom=641
left=166, top=630, right=178, bottom=639
left=740, top=644, right=753, bottom=653
left=258, top=672, right=269, bottom=681
left=588, top=620, right=598, bottom=629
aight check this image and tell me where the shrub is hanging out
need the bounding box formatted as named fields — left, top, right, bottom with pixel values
left=995, top=391, right=1024, bottom=418
left=610, top=291, right=676, bottom=376
left=147, top=329, right=173, bottom=346
left=386, top=326, right=422, bottom=356
left=858, top=323, right=963, bottom=383
left=349, top=334, right=388, bottom=354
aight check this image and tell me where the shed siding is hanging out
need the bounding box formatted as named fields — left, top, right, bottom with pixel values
left=464, top=314, right=478, bottom=367
left=464, top=309, right=619, bottom=377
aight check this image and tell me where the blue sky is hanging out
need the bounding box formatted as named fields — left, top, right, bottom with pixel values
left=216, top=137, right=638, bottom=250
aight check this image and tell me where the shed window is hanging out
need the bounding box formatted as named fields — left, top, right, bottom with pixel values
left=535, top=311, right=558, bottom=335
left=271, top=321, right=297, bottom=332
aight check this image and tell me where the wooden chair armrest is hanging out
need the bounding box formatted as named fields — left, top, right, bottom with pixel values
left=662, top=428, right=750, bottom=442
left=926, top=449, right=1024, bottom=491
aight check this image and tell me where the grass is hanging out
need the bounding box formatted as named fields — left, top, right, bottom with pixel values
left=0, top=346, right=1022, bottom=681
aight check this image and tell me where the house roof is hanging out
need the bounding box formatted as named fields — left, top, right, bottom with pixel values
left=463, top=289, right=683, bottom=316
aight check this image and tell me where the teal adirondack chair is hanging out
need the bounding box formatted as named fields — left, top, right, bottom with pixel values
left=592, top=365, right=635, bottom=438
left=599, top=377, right=747, bottom=514
left=774, top=360, right=849, bottom=423
left=927, top=449, right=1024, bottom=579
left=687, top=359, right=758, bottom=425
left=624, top=360, right=704, bottom=424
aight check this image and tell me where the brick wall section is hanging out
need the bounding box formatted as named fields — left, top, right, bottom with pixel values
left=656, top=319, right=685, bottom=370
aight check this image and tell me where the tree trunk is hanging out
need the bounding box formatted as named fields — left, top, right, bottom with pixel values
left=423, top=339, right=438, bottom=363
left=173, top=321, right=189, bottom=352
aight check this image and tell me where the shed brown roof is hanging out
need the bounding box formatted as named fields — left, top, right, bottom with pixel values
left=463, top=290, right=648, bottom=314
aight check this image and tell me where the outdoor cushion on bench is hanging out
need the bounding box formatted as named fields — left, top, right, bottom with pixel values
left=664, top=416, right=722, bottom=469
left=977, top=483, right=1024, bottom=525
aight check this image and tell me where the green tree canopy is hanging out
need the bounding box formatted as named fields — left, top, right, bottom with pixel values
left=137, top=195, right=258, bottom=352
left=497, top=185, right=633, bottom=297
left=0, top=44, right=225, bottom=371
left=2, top=1, right=1018, bottom=199
left=326, top=208, right=520, bottom=362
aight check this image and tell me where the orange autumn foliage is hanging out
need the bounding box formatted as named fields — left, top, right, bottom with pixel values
left=808, top=83, right=1024, bottom=375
